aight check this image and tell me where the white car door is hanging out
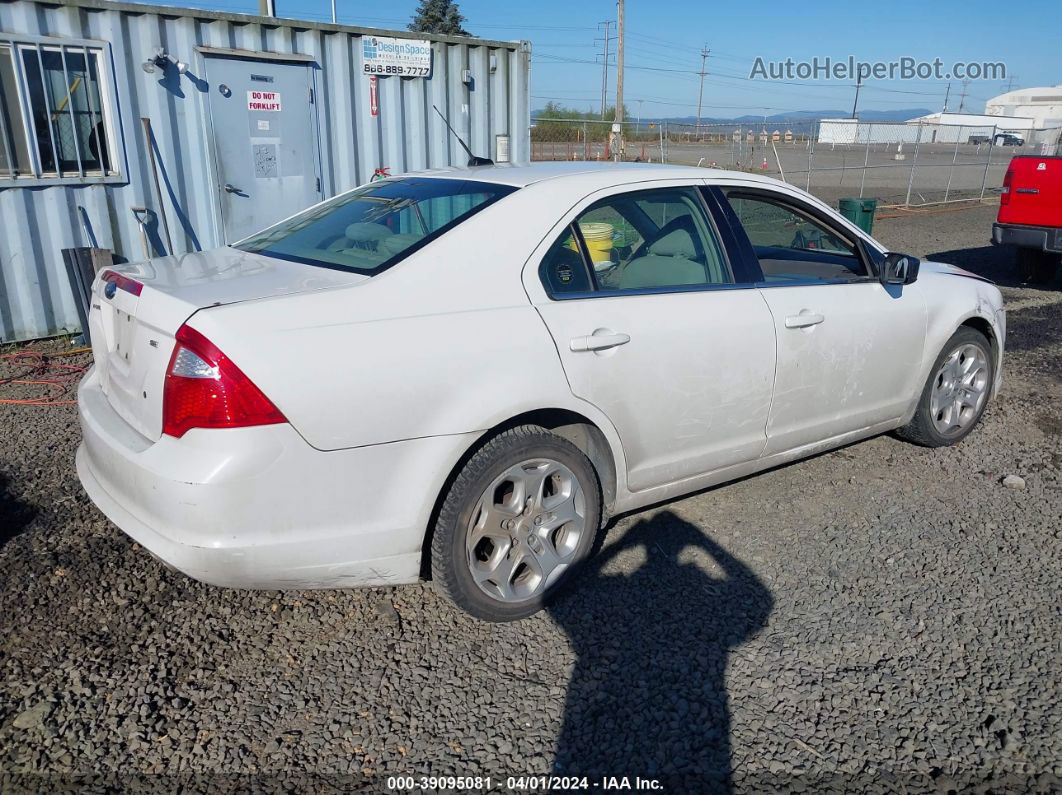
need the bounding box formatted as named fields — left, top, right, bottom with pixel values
left=524, top=183, right=776, bottom=493
left=716, top=187, right=927, bottom=455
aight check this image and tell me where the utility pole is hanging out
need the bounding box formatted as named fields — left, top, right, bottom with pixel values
left=943, top=82, right=951, bottom=113
left=615, top=0, right=625, bottom=131
left=850, top=72, right=862, bottom=119
left=258, top=0, right=275, bottom=16
left=958, top=79, right=971, bottom=112
left=695, top=46, right=710, bottom=140
left=596, top=21, right=613, bottom=119
left=331, top=0, right=336, bottom=23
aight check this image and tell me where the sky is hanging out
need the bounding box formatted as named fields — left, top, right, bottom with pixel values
left=142, top=0, right=1058, bottom=120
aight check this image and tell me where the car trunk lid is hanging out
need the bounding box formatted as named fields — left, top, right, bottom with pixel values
left=87, top=247, right=367, bottom=441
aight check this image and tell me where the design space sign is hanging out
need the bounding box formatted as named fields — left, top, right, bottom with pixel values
left=362, top=36, right=432, bottom=77
left=247, top=90, right=282, bottom=112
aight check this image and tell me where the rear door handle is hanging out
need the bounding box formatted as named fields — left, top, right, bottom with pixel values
left=570, top=331, right=631, bottom=352
left=784, top=312, right=825, bottom=329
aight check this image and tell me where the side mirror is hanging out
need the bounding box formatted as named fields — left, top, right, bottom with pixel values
left=880, top=252, right=920, bottom=285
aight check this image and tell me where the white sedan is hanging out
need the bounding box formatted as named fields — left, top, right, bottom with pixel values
left=77, top=163, right=1005, bottom=621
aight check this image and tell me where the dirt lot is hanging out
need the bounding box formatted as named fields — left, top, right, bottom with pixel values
left=1, top=204, right=1059, bottom=792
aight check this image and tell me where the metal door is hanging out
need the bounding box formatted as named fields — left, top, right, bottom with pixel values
left=203, top=55, right=322, bottom=243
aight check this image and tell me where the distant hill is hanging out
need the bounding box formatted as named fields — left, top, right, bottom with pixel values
left=532, top=108, right=933, bottom=126
left=729, top=109, right=932, bottom=124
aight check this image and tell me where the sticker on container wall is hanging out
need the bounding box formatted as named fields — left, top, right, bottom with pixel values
left=253, top=143, right=278, bottom=178
left=257, top=120, right=270, bottom=131
left=495, top=134, right=510, bottom=163
left=369, top=75, right=379, bottom=117
left=247, top=90, right=282, bottom=111
left=361, top=36, right=431, bottom=77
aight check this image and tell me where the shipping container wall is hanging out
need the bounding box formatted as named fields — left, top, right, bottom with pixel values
left=0, top=0, right=531, bottom=341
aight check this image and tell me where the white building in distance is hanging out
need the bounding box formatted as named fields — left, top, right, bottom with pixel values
left=985, top=86, right=1062, bottom=129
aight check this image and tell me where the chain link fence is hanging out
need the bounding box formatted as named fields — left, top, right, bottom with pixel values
left=531, top=117, right=1062, bottom=209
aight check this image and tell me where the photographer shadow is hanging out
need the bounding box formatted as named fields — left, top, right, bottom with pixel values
left=549, top=510, right=773, bottom=791
left=0, top=471, right=37, bottom=551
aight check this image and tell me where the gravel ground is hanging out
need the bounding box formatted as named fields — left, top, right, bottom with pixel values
left=1, top=204, right=1059, bottom=793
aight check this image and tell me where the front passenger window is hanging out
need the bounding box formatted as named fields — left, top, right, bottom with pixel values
left=727, top=194, right=868, bottom=283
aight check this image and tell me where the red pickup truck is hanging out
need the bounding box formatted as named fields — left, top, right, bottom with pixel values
left=993, top=155, right=1061, bottom=283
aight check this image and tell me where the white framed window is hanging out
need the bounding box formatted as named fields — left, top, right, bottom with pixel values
left=0, top=35, right=121, bottom=184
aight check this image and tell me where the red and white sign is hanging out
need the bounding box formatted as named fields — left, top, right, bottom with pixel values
left=247, top=90, right=282, bottom=112
left=369, top=76, right=379, bottom=117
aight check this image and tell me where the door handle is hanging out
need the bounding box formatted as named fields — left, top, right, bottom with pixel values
left=784, top=312, right=825, bottom=329
left=570, top=331, right=631, bottom=352
left=224, top=183, right=244, bottom=194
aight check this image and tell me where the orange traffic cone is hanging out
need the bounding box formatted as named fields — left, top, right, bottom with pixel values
left=760, top=157, right=769, bottom=170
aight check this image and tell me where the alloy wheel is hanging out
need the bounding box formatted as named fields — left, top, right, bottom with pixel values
left=929, top=342, right=989, bottom=436
left=465, top=458, right=587, bottom=604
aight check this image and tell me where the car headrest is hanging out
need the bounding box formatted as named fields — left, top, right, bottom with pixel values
left=649, top=228, right=697, bottom=258
left=344, top=222, right=393, bottom=243
left=378, top=233, right=424, bottom=256
left=616, top=254, right=706, bottom=289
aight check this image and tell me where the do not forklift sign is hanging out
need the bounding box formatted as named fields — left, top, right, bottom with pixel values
left=247, top=90, right=282, bottom=111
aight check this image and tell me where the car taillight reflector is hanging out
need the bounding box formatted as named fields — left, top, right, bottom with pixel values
left=162, top=324, right=286, bottom=438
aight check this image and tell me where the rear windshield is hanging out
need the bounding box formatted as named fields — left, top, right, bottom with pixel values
left=236, top=177, right=516, bottom=274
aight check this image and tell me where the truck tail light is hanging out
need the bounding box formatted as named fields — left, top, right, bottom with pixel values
left=162, top=324, right=286, bottom=438
left=1000, top=168, right=1013, bottom=206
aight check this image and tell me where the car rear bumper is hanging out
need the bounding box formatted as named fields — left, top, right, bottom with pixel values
left=76, top=366, right=477, bottom=589
left=992, top=222, right=1062, bottom=253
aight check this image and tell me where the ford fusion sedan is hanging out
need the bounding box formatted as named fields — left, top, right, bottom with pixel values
left=76, top=163, right=1005, bottom=621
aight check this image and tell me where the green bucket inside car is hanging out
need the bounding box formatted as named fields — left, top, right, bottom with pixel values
left=838, top=198, right=878, bottom=234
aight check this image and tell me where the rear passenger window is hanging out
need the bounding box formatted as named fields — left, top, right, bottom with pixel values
left=539, top=187, right=731, bottom=297
left=726, top=194, right=868, bottom=283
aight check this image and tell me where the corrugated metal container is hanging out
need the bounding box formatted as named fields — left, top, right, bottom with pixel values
left=0, top=0, right=531, bottom=341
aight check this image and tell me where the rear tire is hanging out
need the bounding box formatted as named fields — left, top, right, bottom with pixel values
left=1017, top=248, right=1059, bottom=285
left=430, top=425, right=602, bottom=622
left=896, top=327, right=994, bottom=448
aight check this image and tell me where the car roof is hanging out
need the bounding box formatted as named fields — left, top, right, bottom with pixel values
left=405, top=161, right=782, bottom=188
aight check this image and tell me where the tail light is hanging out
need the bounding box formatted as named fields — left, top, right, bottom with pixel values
left=162, top=324, right=286, bottom=438
left=1000, top=168, right=1013, bottom=206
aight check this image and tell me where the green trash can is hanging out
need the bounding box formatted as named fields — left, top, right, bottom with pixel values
left=838, top=197, right=878, bottom=234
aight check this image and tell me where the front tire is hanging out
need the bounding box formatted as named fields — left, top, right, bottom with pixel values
left=896, top=327, right=994, bottom=448
left=430, top=425, right=602, bottom=621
